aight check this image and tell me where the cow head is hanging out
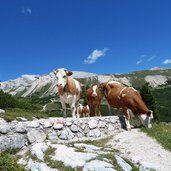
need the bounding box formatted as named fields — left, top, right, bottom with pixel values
left=139, top=110, right=153, bottom=128
left=53, top=68, right=73, bottom=89
left=92, top=85, right=98, bottom=97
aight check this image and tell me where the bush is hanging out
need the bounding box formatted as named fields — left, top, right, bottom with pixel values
left=0, top=90, right=17, bottom=109
left=140, top=83, right=158, bottom=120
left=0, top=151, right=27, bottom=171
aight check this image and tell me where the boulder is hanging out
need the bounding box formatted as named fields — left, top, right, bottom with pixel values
left=27, top=129, right=46, bottom=144
left=27, top=121, right=40, bottom=128
left=70, top=124, right=79, bottom=132
left=115, top=155, right=132, bottom=171
left=53, top=123, right=63, bottom=130
left=30, top=143, right=48, bottom=161
left=83, top=160, right=116, bottom=171
left=13, top=123, right=27, bottom=133
left=87, top=129, right=101, bottom=138
left=88, top=119, right=98, bottom=129
left=47, top=130, right=58, bottom=141
left=41, top=120, right=52, bottom=128
left=59, top=128, right=74, bottom=140
left=0, top=124, right=11, bottom=134
left=0, top=134, right=26, bottom=150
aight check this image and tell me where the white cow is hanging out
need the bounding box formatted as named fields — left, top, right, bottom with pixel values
left=53, top=68, right=81, bottom=118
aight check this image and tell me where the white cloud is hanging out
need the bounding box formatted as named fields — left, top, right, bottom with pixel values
left=136, top=55, right=146, bottom=65
left=21, top=7, right=32, bottom=14
left=163, top=59, right=171, bottom=64
left=84, top=48, right=108, bottom=64
left=150, top=66, right=161, bottom=70
left=147, top=55, right=156, bottom=62
left=136, top=59, right=143, bottom=65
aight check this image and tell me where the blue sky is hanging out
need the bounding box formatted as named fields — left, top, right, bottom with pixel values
left=0, top=0, right=171, bottom=81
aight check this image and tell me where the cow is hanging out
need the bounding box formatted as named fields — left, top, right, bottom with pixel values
left=53, top=68, right=81, bottom=118
left=76, top=104, right=90, bottom=118
left=102, top=81, right=153, bottom=130
left=86, top=84, right=102, bottom=117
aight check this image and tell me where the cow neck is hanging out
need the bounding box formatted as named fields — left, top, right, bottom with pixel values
left=118, top=86, right=127, bottom=99
left=64, top=76, right=77, bottom=95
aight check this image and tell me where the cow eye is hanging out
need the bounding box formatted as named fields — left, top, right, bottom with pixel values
left=63, top=75, right=66, bottom=78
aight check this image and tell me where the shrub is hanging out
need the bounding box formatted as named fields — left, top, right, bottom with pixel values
left=0, top=90, right=17, bottom=109
left=0, top=151, right=27, bottom=171
left=140, top=83, right=158, bottom=120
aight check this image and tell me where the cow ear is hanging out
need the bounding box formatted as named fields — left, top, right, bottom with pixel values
left=66, top=70, right=73, bottom=76
left=98, top=84, right=103, bottom=90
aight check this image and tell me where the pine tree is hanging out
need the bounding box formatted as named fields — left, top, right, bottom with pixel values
left=140, top=82, right=158, bottom=120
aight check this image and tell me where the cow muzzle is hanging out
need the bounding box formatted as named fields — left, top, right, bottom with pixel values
left=57, top=83, right=63, bottom=88
left=92, top=93, right=97, bottom=97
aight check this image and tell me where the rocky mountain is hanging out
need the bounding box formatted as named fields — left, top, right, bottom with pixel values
left=1, top=68, right=171, bottom=97
left=0, top=68, right=171, bottom=98
left=0, top=71, right=97, bottom=97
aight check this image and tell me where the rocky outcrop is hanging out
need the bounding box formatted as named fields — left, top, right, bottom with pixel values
left=0, top=109, right=5, bottom=113
left=0, top=116, right=123, bottom=151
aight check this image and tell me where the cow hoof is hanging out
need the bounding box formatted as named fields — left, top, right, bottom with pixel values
left=127, top=128, right=131, bottom=131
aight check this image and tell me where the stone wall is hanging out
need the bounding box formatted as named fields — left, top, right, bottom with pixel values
left=0, top=116, right=124, bottom=151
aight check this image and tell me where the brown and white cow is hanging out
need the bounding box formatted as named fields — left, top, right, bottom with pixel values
left=53, top=68, right=81, bottom=118
left=102, top=81, right=153, bottom=130
left=86, top=84, right=102, bottom=117
left=76, top=104, right=90, bottom=118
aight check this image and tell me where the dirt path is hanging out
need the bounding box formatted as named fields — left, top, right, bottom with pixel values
left=107, top=129, right=171, bottom=171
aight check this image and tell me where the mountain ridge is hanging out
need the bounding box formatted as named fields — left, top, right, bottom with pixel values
left=0, top=68, right=171, bottom=98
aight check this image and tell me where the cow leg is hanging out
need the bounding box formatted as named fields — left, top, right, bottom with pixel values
left=106, top=101, right=112, bottom=116
left=98, top=105, right=101, bottom=117
left=123, top=108, right=131, bottom=131
left=60, top=100, right=67, bottom=118
left=71, top=105, right=76, bottom=118
left=76, top=107, right=80, bottom=118
left=70, top=96, right=77, bottom=118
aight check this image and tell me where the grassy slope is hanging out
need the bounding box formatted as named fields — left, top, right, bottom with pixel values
left=142, top=122, right=171, bottom=151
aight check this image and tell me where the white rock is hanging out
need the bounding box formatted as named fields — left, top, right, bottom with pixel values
left=145, top=75, right=167, bottom=87
left=13, top=123, right=27, bottom=133
left=110, top=117, right=117, bottom=124
left=70, top=124, right=79, bottom=132
left=47, top=130, right=58, bottom=140
left=0, top=118, right=6, bottom=124
left=65, top=121, right=72, bottom=126
left=59, top=128, right=74, bottom=140
left=108, top=124, right=115, bottom=131
left=27, top=159, right=58, bottom=171
left=16, top=117, right=28, bottom=121
left=27, top=121, right=40, bottom=128
left=87, top=129, right=101, bottom=138
left=0, top=109, right=5, bottom=113
left=0, top=124, right=11, bottom=134
left=131, top=155, right=142, bottom=163
left=88, top=119, right=98, bottom=129
left=83, top=160, right=116, bottom=171
left=0, top=134, right=26, bottom=150
left=53, top=123, right=63, bottom=130
left=27, top=129, right=46, bottom=144
left=80, top=123, right=86, bottom=130
left=31, top=143, right=48, bottom=161
left=18, top=158, right=27, bottom=166
left=51, top=144, right=97, bottom=168
left=140, top=161, right=160, bottom=171
left=98, top=121, right=106, bottom=128
left=115, top=155, right=132, bottom=171
left=41, top=120, right=52, bottom=128
left=74, top=143, right=101, bottom=152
